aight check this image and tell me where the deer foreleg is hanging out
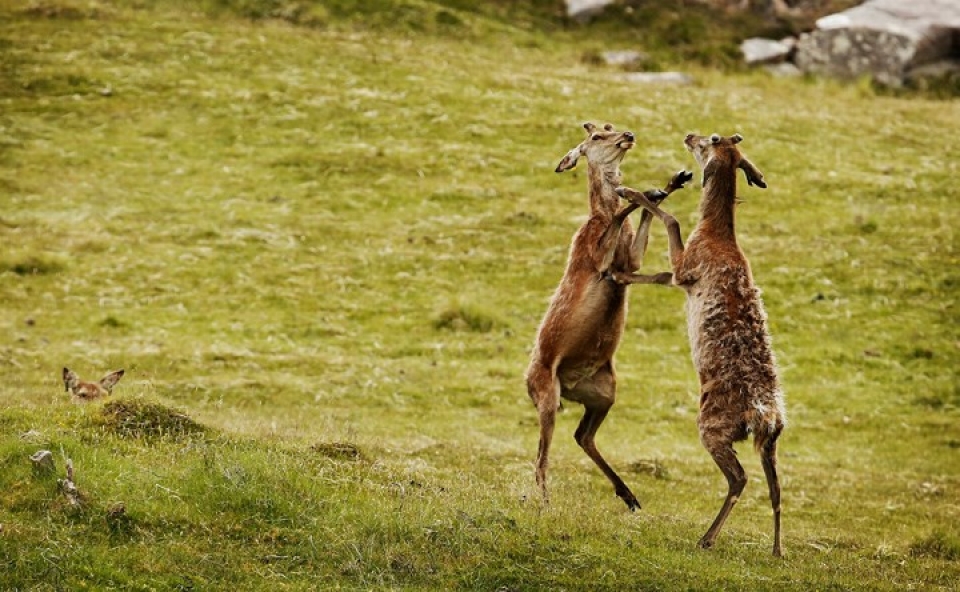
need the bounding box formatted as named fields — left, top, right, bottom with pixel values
left=625, top=172, right=690, bottom=269
left=616, top=175, right=690, bottom=274
left=595, top=203, right=640, bottom=274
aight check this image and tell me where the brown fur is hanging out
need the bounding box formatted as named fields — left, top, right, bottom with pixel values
left=63, top=367, right=125, bottom=401
left=525, top=122, right=690, bottom=510
left=617, top=132, right=785, bottom=556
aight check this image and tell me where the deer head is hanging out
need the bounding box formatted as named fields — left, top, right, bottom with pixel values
left=556, top=122, right=636, bottom=173
left=63, top=367, right=125, bottom=399
left=683, top=133, right=766, bottom=189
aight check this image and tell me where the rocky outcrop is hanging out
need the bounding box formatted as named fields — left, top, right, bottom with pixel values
left=565, top=0, right=616, bottom=23
left=741, top=37, right=794, bottom=65
left=619, top=71, right=694, bottom=85
left=794, top=0, right=960, bottom=86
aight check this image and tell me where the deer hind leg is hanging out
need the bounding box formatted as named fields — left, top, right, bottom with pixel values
left=698, top=429, right=748, bottom=550
left=527, top=363, right=561, bottom=504
left=567, top=365, right=640, bottom=511
left=759, top=427, right=784, bottom=557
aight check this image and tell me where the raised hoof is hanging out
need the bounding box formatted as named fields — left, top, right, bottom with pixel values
left=668, top=170, right=694, bottom=191
left=620, top=495, right=641, bottom=512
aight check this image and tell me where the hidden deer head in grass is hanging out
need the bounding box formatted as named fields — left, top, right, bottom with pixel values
left=62, top=367, right=125, bottom=401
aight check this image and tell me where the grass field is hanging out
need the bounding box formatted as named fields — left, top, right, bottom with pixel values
left=1, top=0, right=959, bottom=589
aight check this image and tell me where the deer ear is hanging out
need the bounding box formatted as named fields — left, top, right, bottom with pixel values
left=99, top=369, right=125, bottom=393
left=710, top=134, right=721, bottom=144
left=731, top=133, right=743, bottom=144
left=582, top=122, right=596, bottom=134
left=63, top=367, right=79, bottom=391
left=603, top=123, right=614, bottom=131
left=555, top=145, right=582, bottom=173
left=739, top=157, right=767, bottom=188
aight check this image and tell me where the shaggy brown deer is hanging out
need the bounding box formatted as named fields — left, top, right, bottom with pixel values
left=615, top=132, right=785, bottom=555
left=525, top=122, right=692, bottom=511
left=62, top=367, right=125, bottom=401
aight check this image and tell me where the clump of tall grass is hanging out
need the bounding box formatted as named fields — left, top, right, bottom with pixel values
left=96, top=399, right=206, bottom=440
left=433, top=300, right=503, bottom=333
left=909, top=530, right=960, bottom=561
left=0, top=253, right=66, bottom=276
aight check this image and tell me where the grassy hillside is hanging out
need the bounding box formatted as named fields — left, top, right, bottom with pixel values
left=1, top=0, right=958, bottom=589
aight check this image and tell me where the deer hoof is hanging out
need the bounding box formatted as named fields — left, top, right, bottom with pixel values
left=620, top=494, right=641, bottom=512
left=673, top=170, right=694, bottom=188
left=649, top=189, right=668, bottom=203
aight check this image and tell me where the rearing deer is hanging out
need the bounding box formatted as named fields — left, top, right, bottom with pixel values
left=616, top=133, right=786, bottom=556
left=525, top=122, right=691, bottom=510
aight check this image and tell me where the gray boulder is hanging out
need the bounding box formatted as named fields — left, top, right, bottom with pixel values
left=601, top=50, right=650, bottom=69
left=741, top=38, right=794, bottom=65
left=794, top=0, right=960, bottom=87
left=565, top=0, right=616, bottom=23
left=764, top=62, right=803, bottom=77
left=619, top=72, right=695, bottom=85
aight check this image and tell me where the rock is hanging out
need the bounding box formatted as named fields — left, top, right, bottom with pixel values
left=906, top=59, right=960, bottom=81
left=601, top=50, right=649, bottom=69
left=741, top=38, right=793, bottom=65
left=30, top=450, right=55, bottom=474
left=764, top=62, right=803, bottom=77
left=794, top=0, right=960, bottom=87
left=905, top=59, right=960, bottom=92
left=620, top=72, right=695, bottom=85
left=565, top=0, right=615, bottom=23
left=779, top=36, right=798, bottom=53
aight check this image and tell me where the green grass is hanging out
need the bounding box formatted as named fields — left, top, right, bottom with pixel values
left=1, top=0, right=959, bottom=589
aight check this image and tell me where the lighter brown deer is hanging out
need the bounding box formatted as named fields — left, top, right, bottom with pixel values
left=525, top=122, right=691, bottom=510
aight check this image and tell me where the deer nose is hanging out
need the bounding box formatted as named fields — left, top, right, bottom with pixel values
left=623, top=132, right=635, bottom=142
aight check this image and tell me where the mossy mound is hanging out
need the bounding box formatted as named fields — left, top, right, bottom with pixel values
left=99, top=399, right=205, bottom=440
left=310, top=442, right=364, bottom=461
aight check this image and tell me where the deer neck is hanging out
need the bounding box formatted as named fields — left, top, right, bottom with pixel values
left=698, top=160, right=739, bottom=242
left=587, top=162, right=622, bottom=218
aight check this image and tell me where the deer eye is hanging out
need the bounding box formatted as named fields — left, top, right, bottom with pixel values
left=591, top=135, right=602, bottom=141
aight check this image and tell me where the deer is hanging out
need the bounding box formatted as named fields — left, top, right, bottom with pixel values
left=613, top=132, right=786, bottom=556
left=525, top=122, right=693, bottom=511
left=62, top=367, right=125, bottom=401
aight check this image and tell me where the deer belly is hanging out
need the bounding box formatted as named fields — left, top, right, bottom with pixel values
left=685, top=287, right=778, bottom=390
left=685, top=293, right=709, bottom=372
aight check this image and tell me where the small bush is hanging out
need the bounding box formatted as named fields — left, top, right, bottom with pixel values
left=0, top=254, right=65, bottom=276
left=310, top=442, right=364, bottom=461
left=909, top=531, right=960, bottom=561
left=433, top=301, right=502, bottom=333
left=628, top=458, right=670, bottom=480
left=20, top=0, right=108, bottom=20
left=99, top=399, right=205, bottom=440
